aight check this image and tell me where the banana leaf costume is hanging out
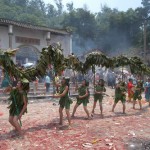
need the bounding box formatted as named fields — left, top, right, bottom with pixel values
left=8, top=88, right=28, bottom=116
left=94, top=85, right=106, bottom=102
left=115, top=81, right=126, bottom=103
left=133, top=81, right=144, bottom=101
left=76, top=86, right=89, bottom=106
left=59, top=85, right=72, bottom=109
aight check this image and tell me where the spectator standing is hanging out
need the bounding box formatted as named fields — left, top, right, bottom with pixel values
left=54, top=74, right=59, bottom=93
left=45, top=74, right=50, bottom=94
left=127, top=78, right=134, bottom=102
left=144, top=78, right=150, bottom=106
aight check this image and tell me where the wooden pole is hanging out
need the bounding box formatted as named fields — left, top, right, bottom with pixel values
left=143, top=20, right=147, bottom=81
left=144, top=20, right=147, bottom=63
left=122, top=66, right=123, bottom=81
left=92, top=65, right=96, bottom=92
left=73, top=69, right=77, bottom=85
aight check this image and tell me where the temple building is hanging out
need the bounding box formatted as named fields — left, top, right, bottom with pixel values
left=0, top=18, right=72, bottom=65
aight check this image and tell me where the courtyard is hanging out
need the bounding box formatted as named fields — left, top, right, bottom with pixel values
left=0, top=87, right=150, bottom=150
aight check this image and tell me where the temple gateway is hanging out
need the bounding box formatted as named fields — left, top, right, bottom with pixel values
left=0, top=18, right=72, bottom=65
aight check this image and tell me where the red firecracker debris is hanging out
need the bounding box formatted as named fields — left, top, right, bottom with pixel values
left=0, top=87, right=150, bottom=149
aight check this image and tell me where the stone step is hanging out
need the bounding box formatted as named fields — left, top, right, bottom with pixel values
left=0, top=82, right=87, bottom=90
left=0, top=88, right=94, bottom=93
left=0, top=92, right=112, bottom=103
left=0, top=93, right=83, bottom=101
left=0, top=82, right=80, bottom=88
left=0, top=90, right=98, bottom=100
left=0, top=92, right=113, bottom=103
left=29, top=84, right=82, bottom=88
left=29, top=86, right=78, bottom=90
left=0, top=82, right=95, bottom=100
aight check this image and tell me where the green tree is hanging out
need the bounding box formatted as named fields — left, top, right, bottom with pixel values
left=62, top=8, right=97, bottom=54
left=141, top=0, right=150, bottom=17
left=66, top=2, right=74, bottom=12
left=12, top=0, right=29, bottom=7
left=46, top=4, right=57, bottom=18
left=62, top=8, right=96, bottom=39
left=54, top=0, right=63, bottom=15
left=0, top=0, right=148, bottom=57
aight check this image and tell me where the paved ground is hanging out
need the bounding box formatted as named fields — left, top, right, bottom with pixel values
left=0, top=87, right=150, bottom=150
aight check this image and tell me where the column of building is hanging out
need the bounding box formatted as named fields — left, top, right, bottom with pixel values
left=8, top=24, right=16, bottom=63
left=8, top=25, right=13, bottom=49
left=46, top=31, right=51, bottom=46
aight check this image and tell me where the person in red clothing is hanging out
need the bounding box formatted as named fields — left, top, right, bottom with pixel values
left=127, top=78, right=134, bottom=102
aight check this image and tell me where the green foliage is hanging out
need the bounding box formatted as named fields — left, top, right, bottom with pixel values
left=0, top=0, right=150, bottom=58
left=141, top=0, right=150, bottom=17
left=1, top=46, right=150, bottom=81
left=46, top=4, right=57, bottom=18
left=54, top=0, right=63, bottom=15
left=62, top=8, right=97, bottom=39
left=66, top=2, right=74, bottom=12
left=0, top=44, right=65, bottom=81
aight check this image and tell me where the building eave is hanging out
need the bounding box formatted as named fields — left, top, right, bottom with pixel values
left=0, top=18, right=70, bottom=35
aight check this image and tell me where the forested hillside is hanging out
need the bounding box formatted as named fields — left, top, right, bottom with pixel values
left=0, top=0, right=150, bottom=56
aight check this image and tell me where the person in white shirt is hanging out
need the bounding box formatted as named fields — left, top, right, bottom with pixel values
left=45, top=74, right=50, bottom=93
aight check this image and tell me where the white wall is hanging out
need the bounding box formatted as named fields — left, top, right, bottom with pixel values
left=0, top=25, right=72, bottom=56
left=13, top=26, right=47, bottom=51
left=50, top=34, right=72, bottom=56
left=0, top=26, right=9, bottom=49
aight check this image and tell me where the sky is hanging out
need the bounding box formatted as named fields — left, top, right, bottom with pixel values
left=43, top=0, right=142, bottom=12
